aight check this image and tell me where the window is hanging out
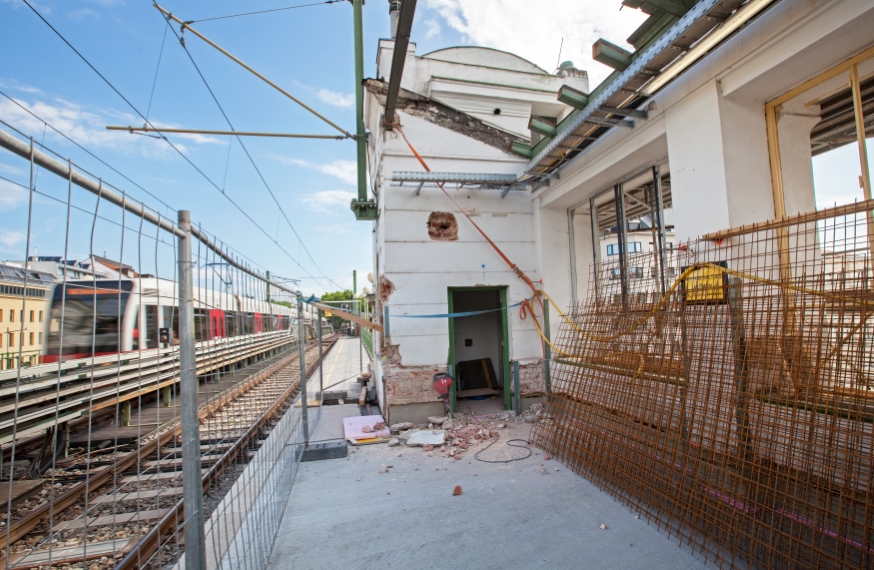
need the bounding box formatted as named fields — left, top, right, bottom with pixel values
left=607, top=242, right=642, bottom=256
left=29, top=332, right=34, bottom=345
left=39, top=310, right=43, bottom=323
left=0, top=309, right=3, bottom=322
left=30, top=310, right=34, bottom=322
left=10, top=310, right=14, bottom=323
left=8, top=333, right=13, bottom=347
left=630, top=267, right=644, bottom=279
left=38, top=332, right=43, bottom=344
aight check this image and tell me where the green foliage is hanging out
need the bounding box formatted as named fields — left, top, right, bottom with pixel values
left=321, top=289, right=354, bottom=302
left=269, top=300, right=293, bottom=308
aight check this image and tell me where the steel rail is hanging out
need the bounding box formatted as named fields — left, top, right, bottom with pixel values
left=106, top=126, right=345, bottom=140
left=2, top=335, right=335, bottom=563
left=116, top=335, right=337, bottom=570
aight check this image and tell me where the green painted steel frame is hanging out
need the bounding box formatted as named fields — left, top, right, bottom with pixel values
left=446, top=286, right=511, bottom=413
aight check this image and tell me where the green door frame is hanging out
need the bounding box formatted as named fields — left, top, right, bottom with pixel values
left=447, top=286, right=511, bottom=413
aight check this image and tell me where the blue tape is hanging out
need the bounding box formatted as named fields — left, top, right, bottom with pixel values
left=390, top=301, right=523, bottom=319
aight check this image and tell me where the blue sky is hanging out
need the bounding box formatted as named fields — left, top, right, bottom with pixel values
left=0, top=0, right=871, bottom=296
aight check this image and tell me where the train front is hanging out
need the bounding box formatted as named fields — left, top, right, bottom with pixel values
left=43, top=280, right=137, bottom=363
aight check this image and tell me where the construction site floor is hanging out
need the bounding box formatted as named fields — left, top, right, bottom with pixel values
left=269, top=422, right=709, bottom=569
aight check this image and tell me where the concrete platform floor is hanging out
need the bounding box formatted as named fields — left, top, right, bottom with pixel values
left=269, top=421, right=710, bottom=569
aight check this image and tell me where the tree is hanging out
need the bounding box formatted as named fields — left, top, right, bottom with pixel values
left=320, top=290, right=354, bottom=329
left=321, top=290, right=353, bottom=302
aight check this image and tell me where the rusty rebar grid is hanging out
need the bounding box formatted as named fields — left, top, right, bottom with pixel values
left=535, top=205, right=874, bottom=569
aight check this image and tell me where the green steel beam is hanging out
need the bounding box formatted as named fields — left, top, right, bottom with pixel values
left=509, top=141, right=533, bottom=158
left=350, top=0, right=377, bottom=221
left=592, top=39, right=634, bottom=72
left=642, top=0, right=690, bottom=18
left=528, top=118, right=557, bottom=139
left=557, top=85, right=590, bottom=109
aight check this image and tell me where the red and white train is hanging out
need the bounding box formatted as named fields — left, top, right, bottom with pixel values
left=42, top=278, right=309, bottom=363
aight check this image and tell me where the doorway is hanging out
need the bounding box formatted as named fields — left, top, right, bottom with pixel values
left=447, top=287, right=509, bottom=413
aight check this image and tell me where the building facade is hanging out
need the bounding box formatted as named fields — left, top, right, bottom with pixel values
left=365, top=0, right=874, bottom=424
left=0, top=264, right=54, bottom=370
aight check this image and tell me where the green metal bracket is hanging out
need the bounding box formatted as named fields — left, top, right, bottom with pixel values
left=528, top=118, right=557, bottom=139
left=557, top=85, right=590, bottom=109
left=351, top=199, right=378, bottom=220
left=593, top=39, right=633, bottom=72
left=509, top=140, right=533, bottom=158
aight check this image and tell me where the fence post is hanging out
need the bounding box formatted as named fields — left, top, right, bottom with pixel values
left=298, top=297, right=308, bottom=445
left=177, top=210, right=206, bottom=570
left=317, top=308, right=324, bottom=399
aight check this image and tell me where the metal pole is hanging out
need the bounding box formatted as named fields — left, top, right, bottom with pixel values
left=513, top=360, right=520, bottom=414
left=614, top=183, right=628, bottom=308
left=590, top=197, right=601, bottom=301
left=849, top=64, right=874, bottom=262
left=353, top=270, right=357, bottom=296
left=177, top=210, right=206, bottom=570
left=652, top=165, right=668, bottom=296
left=567, top=208, right=578, bottom=305
left=317, top=309, right=324, bottom=398
left=353, top=0, right=366, bottom=200
left=359, top=301, right=364, bottom=372
left=542, top=302, right=551, bottom=395
left=105, top=125, right=344, bottom=139
left=298, top=297, right=308, bottom=445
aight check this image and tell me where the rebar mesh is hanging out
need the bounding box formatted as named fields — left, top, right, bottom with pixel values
left=534, top=204, right=874, bottom=569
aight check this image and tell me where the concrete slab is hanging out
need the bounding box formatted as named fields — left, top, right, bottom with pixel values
left=309, top=404, right=360, bottom=443
left=269, top=423, right=710, bottom=570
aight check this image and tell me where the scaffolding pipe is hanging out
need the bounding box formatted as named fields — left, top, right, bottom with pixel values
left=0, top=124, right=306, bottom=301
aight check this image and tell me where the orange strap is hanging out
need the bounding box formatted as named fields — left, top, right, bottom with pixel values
left=393, top=124, right=546, bottom=353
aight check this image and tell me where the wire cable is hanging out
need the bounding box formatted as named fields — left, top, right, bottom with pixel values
left=19, top=0, right=324, bottom=282
left=162, top=17, right=341, bottom=291
left=187, top=1, right=341, bottom=24
left=0, top=90, right=175, bottom=212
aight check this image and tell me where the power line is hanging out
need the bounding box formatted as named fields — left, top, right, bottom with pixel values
left=161, top=17, right=342, bottom=291
left=188, top=1, right=341, bottom=24
left=0, top=89, right=175, bottom=212
left=19, top=0, right=323, bottom=283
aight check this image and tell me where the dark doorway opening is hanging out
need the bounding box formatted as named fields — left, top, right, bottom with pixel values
left=448, top=288, right=509, bottom=413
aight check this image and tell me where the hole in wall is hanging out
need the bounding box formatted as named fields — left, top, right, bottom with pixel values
left=427, top=212, right=459, bottom=241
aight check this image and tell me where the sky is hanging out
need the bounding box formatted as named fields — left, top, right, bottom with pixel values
left=0, top=0, right=870, bottom=296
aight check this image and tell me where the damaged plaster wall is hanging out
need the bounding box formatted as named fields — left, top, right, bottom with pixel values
left=427, top=212, right=458, bottom=241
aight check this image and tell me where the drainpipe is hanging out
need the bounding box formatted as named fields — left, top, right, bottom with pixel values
left=350, top=0, right=378, bottom=220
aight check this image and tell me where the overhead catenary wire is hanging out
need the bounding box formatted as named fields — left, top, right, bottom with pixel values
left=157, top=17, right=347, bottom=290
left=155, top=3, right=352, bottom=138
left=186, top=0, right=342, bottom=24
left=18, top=0, right=325, bottom=286
left=0, top=90, right=175, bottom=212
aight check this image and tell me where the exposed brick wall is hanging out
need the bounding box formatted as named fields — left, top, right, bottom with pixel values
left=517, top=360, right=546, bottom=396
left=383, top=362, right=448, bottom=406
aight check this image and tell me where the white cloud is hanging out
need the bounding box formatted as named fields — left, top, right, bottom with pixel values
left=274, top=157, right=358, bottom=185
left=0, top=163, right=25, bottom=175
left=316, top=88, right=355, bottom=108
left=0, top=179, right=28, bottom=210
left=68, top=7, right=98, bottom=21
left=422, top=0, right=649, bottom=86
left=0, top=229, right=26, bottom=252
left=423, top=19, right=441, bottom=40
left=0, top=96, right=221, bottom=160
left=301, top=190, right=357, bottom=213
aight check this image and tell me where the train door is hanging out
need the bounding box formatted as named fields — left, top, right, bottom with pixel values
left=209, top=309, right=225, bottom=339
left=254, top=313, right=262, bottom=333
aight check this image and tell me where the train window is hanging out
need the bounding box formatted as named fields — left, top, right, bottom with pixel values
left=194, top=309, right=209, bottom=341
left=225, top=311, right=238, bottom=337
left=146, top=305, right=159, bottom=349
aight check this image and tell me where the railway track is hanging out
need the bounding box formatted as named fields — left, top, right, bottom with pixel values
left=1, top=333, right=339, bottom=569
